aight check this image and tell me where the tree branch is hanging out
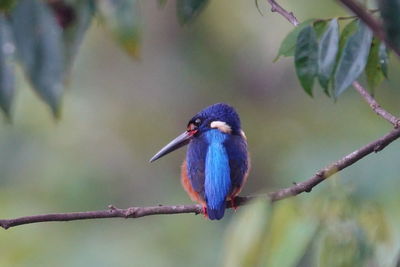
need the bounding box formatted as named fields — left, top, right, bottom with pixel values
left=353, top=81, right=400, bottom=127
left=1, top=126, right=400, bottom=229
left=338, top=0, right=400, bottom=57
left=267, top=0, right=299, bottom=25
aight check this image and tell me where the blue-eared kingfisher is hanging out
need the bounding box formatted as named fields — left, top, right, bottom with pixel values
left=150, top=103, right=250, bottom=220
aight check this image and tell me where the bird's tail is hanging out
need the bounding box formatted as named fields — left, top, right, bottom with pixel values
left=207, top=203, right=225, bottom=220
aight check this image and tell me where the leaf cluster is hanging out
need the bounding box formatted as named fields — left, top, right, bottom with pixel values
left=276, top=18, right=389, bottom=98
left=0, top=0, right=208, bottom=119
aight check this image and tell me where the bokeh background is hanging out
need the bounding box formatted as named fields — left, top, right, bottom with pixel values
left=1, top=0, right=400, bottom=266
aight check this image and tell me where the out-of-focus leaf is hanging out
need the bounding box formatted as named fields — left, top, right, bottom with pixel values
left=158, top=0, right=168, bottom=8
left=11, top=0, right=64, bottom=117
left=176, top=0, right=209, bottom=25
left=379, top=42, right=389, bottom=78
left=379, top=0, right=400, bottom=52
left=365, top=38, right=384, bottom=92
left=0, top=15, right=15, bottom=118
left=313, top=20, right=328, bottom=39
left=0, top=0, right=15, bottom=11
left=259, top=200, right=319, bottom=267
left=224, top=200, right=270, bottom=267
left=333, top=22, right=372, bottom=98
left=318, top=19, right=339, bottom=92
left=274, top=19, right=314, bottom=61
left=99, top=0, right=141, bottom=59
left=358, top=204, right=391, bottom=244
left=318, top=222, right=371, bottom=267
left=60, top=0, right=95, bottom=75
left=295, top=25, right=318, bottom=96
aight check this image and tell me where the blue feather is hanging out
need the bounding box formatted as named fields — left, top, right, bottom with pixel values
left=204, top=129, right=231, bottom=220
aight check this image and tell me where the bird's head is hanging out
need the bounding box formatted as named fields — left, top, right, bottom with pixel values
left=149, top=103, right=242, bottom=162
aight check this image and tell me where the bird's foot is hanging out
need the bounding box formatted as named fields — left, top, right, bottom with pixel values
left=202, top=206, right=208, bottom=219
left=230, top=197, right=238, bottom=211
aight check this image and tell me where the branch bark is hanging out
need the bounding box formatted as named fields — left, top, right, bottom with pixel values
left=353, top=81, right=399, bottom=127
left=2, top=126, right=400, bottom=229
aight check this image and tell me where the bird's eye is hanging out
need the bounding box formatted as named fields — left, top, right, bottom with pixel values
left=194, top=118, right=201, bottom=126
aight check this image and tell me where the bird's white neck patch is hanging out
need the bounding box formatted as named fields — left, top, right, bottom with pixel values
left=210, top=121, right=232, bottom=134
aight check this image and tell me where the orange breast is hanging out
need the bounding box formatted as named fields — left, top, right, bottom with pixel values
left=181, top=161, right=206, bottom=206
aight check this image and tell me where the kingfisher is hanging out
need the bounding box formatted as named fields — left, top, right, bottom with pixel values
left=150, top=103, right=249, bottom=220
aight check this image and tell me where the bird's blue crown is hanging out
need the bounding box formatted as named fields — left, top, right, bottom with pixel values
left=188, top=103, right=241, bottom=135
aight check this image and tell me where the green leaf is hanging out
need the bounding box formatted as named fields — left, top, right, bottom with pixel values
left=224, top=200, right=271, bottom=267
left=338, top=19, right=358, bottom=55
left=313, top=20, right=328, bottom=39
left=379, top=0, right=400, bottom=52
left=11, top=0, right=65, bottom=117
left=0, top=15, right=15, bottom=119
left=61, top=0, right=95, bottom=75
left=365, top=38, right=384, bottom=92
left=99, top=0, right=141, bottom=59
left=318, top=19, right=339, bottom=92
left=378, top=42, right=389, bottom=78
left=0, top=0, right=16, bottom=12
left=333, top=22, right=372, bottom=98
left=274, top=19, right=314, bottom=61
left=259, top=200, right=319, bottom=267
left=176, top=0, right=209, bottom=25
left=295, top=26, right=318, bottom=96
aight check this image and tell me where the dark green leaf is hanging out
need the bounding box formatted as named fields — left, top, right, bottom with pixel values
left=365, top=38, right=384, bottom=92
left=379, top=0, right=400, bottom=52
left=274, top=19, right=314, bottom=61
left=333, top=22, right=372, bottom=98
left=0, top=0, right=16, bottom=12
left=176, top=0, right=209, bottom=25
left=62, top=0, right=95, bottom=75
left=99, top=0, right=141, bottom=59
left=378, top=42, right=389, bottom=78
left=11, top=0, right=65, bottom=117
left=313, top=20, right=328, bottom=39
left=295, top=26, right=318, bottom=96
left=0, top=15, right=15, bottom=118
left=318, top=19, right=339, bottom=92
left=338, top=19, right=358, bottom=55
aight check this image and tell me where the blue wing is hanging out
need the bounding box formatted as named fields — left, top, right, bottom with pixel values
left=186, top=135, right=207, bottom=200
left=224, top=134, right=249, bottom=193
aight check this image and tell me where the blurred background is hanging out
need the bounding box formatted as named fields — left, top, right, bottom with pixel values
left=1, top=0, right=400, bottom=266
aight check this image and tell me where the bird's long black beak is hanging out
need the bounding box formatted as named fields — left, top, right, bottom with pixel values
left=149, top=131, right=193, bottom=162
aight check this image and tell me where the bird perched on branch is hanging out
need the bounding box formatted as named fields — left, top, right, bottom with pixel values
left=150, top=103, right=249, bottom=220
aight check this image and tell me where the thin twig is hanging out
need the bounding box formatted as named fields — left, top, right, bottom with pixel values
left=353, top=81, right=400, bottom=127
left=1, top=127, right=400, bottom=229
left=267, top=0, right=299, bottom=26
left=338, top=0, right=400, bottom=57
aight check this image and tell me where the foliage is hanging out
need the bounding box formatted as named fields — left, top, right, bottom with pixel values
left=225, top=189, right=394, bottom=267
left=0, top=0, right=213, bottom=118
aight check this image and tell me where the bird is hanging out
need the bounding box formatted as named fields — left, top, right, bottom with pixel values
left=150, top=103, right=250, bottom=220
